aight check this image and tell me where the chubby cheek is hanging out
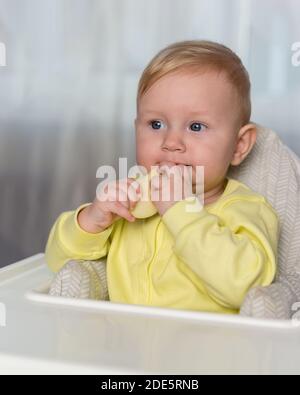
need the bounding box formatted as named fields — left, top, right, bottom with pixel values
left=190, top=144, right=230, bottom=187
left=135, top=133, right=159, bottom=172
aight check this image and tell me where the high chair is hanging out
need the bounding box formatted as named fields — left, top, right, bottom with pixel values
left=229, top=125, right=300, bottom=319
left=50, top=125, right=300, bottom=320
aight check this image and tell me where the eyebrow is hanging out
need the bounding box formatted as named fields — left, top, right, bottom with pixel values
left=141, top=110, right=210, bottom=117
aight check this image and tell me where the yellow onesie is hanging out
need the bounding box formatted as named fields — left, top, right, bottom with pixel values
left=45, top=177, right=279, bottom=315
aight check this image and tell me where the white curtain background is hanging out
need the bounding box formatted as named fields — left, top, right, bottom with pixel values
left=0, top=0, right=299, bottom=266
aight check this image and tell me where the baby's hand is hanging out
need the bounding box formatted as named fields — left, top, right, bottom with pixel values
left=78, top=178, right=141, bottom=233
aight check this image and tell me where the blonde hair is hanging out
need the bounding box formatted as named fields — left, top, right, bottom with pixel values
left=137, top=40, right=251, bottom=127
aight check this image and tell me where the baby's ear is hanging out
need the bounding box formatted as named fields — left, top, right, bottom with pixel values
left=230, top=123, right=257, bottom=166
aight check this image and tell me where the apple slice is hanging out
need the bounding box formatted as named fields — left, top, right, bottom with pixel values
left=130, top=168, right=159, bottom=219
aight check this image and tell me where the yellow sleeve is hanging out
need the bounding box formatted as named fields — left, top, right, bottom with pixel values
left=45, top=203, right=115, bottom=273
left=162, top=196, right=279, bottom=310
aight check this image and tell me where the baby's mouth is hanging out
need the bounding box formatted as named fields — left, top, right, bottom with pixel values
left=155, top=162, right=197, bottom=184
left=157, top=161, right=183, bottom=167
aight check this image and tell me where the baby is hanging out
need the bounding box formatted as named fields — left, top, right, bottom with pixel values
left=45, top=40, right=279, bottom=314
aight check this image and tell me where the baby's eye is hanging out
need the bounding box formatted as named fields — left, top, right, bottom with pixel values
left=190, top=122, right=207, bottom=133
left=149, top=120, right=165, bottom=130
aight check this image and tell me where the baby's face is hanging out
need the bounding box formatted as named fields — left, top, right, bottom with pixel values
left=135, top=70, right=242, bottom=194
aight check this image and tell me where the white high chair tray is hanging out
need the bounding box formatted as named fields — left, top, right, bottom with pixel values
left=1, top=254, right=300, bottom=374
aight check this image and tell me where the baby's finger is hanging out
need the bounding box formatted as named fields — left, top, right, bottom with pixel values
left=118, top=178, right=141, bottom=209
left=114, top=186, right=130, bottom=208
left=127, top=180, right=141, bottom=207
left=114, top=184, right=139, bottom=214
left=110, top=201, right=135, bottom=222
